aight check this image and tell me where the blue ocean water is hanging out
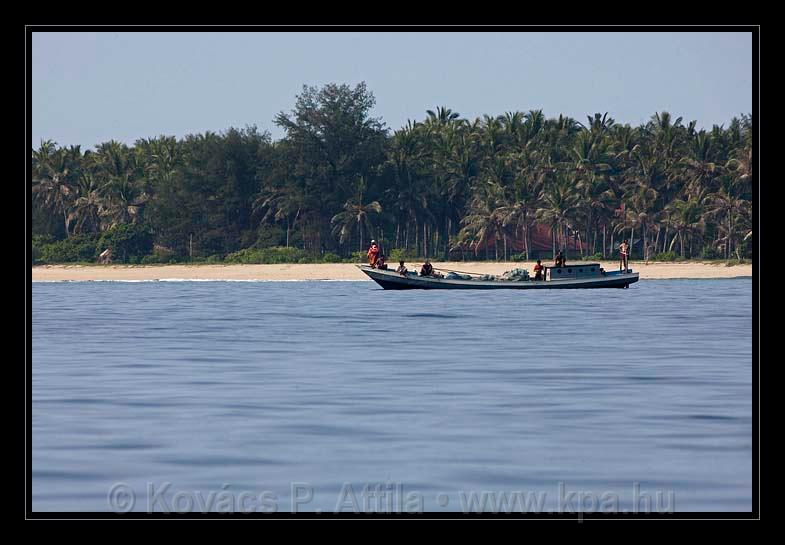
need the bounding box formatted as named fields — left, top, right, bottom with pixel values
left=31, top=279, right=753, bottom=513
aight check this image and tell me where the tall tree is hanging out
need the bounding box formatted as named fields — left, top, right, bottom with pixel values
left=274, top=82, right=387, bottom=252
left=331, top=176, right=382, bottom=251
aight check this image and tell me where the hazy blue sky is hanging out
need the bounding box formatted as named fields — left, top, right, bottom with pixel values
left=31, top=31, right=753, bottom=148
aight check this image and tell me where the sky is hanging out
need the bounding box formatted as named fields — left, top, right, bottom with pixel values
left=31, top=31, right=753, bottom=148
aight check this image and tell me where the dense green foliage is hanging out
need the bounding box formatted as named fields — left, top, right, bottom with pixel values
left=96, top=224, right=154, bottom=263
left=224, top=247, right=345, bottom=264
left=32, top=82, right=753, bottom=264
left=35, top=233, right=98, bottom=264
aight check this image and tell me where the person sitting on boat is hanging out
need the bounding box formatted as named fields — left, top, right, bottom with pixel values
left=420, top=259, right=435, bottom=277
left=533, top=259, right=544, bottom=280
left=619, top=239, right=630, bottom=272
left=376, top=254, right=388, bottom=270
left=554, top=251, right=565, bottom=268
left=367, top=240, right=380, bottom=267
left=396, top=260, right=408, bottom=276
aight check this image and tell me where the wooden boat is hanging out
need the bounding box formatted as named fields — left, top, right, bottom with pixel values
left=358, top=263, right=639, bottom=290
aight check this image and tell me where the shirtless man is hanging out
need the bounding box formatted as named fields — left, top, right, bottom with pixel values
left=619, top=239, right=630, bottom=272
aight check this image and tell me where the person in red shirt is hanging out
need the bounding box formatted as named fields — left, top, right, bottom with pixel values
left=533, top=259, right=544, bottom=281
left=367, top=240, right=379, bottom=267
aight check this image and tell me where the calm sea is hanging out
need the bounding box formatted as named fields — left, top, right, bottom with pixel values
left=31, top=279, right=753, bottom=513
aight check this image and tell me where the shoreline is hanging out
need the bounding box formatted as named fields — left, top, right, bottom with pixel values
left=31, top=261, right=753, bottom=282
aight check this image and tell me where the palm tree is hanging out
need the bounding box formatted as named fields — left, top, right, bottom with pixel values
left=331, top=176, right=382, bottom=252
left=665, top=196, right=706, bottom=258
left=253, top=185, right=304, bottom=248
left=480, top=114, right=505, bottom=155
left=647, top=111, right=685, bottom=161
left=100, top=176, right=148, bottom=227
left=497, top=156, right=543, bottom=259
left=625, top=181, right=659, bottom=261
left=438, top=125, right=480, bottom=254
left=69, top=171, right=106, bottom=234
left=570, top=125, right=617, bottom=254
left=32, top=143, right=77, bottom=237
left=536, top=172, right=580, bottom=257
left=92, top=141, right=148, bottom=227
left=576, top=173, right=616, bottom=256
left=385, top=121, right=430, bottom=250
left=578, top=112, right=615, bottom=136
left=704, top=177, right=750, bottom=260
left=139, top=136, right=179, bottom=193
left=677, top=130, right=723, bottom=196
left=725, top=143, right=752, bottom=197
left=459, top=182, right=507, bottom=260
left=501, top=111, right=525, bottom=148
left=523, top=109, right=546, bottom=142
left=425, top=106, right=460, bottom=127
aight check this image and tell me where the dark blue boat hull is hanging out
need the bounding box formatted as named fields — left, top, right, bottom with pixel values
left=360, top=266, right=639, bottom=290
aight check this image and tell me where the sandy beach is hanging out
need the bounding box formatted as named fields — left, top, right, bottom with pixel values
left=31, top=261, right=752, bottom=282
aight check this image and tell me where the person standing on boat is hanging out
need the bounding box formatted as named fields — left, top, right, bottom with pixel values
left=367, top=240, right=380, bottom=267
left=619, top=239, right=630, bottom=272
left=554, top=251, right=565, bottom=268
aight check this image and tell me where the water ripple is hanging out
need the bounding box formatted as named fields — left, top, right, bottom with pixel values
left=32, top=279, right=752, bottom=512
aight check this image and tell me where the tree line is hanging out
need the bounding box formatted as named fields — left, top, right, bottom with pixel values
left=31, top=82, right=753, bottom=264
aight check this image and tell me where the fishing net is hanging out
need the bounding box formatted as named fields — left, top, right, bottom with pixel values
left=501, top=268, right=530, bottom=281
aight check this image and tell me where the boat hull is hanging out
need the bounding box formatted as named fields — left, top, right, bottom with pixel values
left=358, top=266, right=639, bottom=290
